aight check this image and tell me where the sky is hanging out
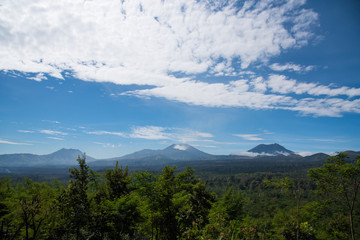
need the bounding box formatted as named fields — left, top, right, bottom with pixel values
left=0, top=0, right=359, bottom=159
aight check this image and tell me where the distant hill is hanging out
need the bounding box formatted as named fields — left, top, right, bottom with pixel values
left=0, top=148, right=95, bottom=167
left=91, top=144, right=217, bottom=167
left=247, top=143, right=294, bottom=156
left=1, top=144, right=358, bottom=169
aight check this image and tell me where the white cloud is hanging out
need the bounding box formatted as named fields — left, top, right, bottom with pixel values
left=232, top=150, right=293, bottom=157
left=123, top=79, right=294, bottom=109
left=173, top=129, right=214, bottom=143
left=210, top=60, right=236, bottom=76
left=231, top=151, right=262, bottom=157
left=94, top=142, right=122, bottom=148
left=310, top=138, right=337, bottom=142
left=130, top=126, right=169, bottom=140
left=87, top=125, right=213, bottom=142
left=17, top=130, right=34, bottom=133
left=0, top=139, right=32, bottom=145
left=47, top=136, right=64, bottom=140
left=297, top=151, right=314, bottom=157
left=124, top=77, right=360, bottom=117
left=28, top=73, right=47, bottom=82
left=129, top=126, right=213, bottom=142
left=39, top=129, right=68, bottom=135
left=249, top=77, right=267, bottom=93
left=173, top=144, right=189, bottom=151
left=234, top=134, right=264, bottom=141
left=0, top=0, right=317, bottom=82
left=262, top=130, right=274, bottom=135
left=86, top=130, right=126, bottom=137
left=286, top=97, right=360, bottom=117
left=268, top=74, right=360, bottom=98
left=269, top=63, right=315, bottom=72
left=42, top=120, right=61, bottom=124
left=2, top=0, right=358, bottom=117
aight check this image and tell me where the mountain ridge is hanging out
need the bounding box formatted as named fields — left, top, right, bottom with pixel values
left=0, top=148, right=95, bottom=167
left=1, top=143, right=357, bottom=168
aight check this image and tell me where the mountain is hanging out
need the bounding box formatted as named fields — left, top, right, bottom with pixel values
left=0, top=148, right=95, bottom=167
left=162, top=144, right=216, bottom=160
left=120, top=144, right=215, bottom=161
left=1, top=144, right=357, bottom=169
left=91, top=144, right=217, bottom=167
left=247, top=143, right=294, bottom=156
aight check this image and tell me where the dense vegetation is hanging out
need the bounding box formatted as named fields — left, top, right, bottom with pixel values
left=0, top=153, right=359, bottom=240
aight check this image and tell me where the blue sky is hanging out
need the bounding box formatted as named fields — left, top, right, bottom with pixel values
left=0, top=0, right=359, bottom=158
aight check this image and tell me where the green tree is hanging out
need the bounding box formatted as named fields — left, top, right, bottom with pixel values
left=105, top=161, right=131, bottom=199
left=204, top=188, right=244, bottom=239
left=309, top=153, right=360, bottom=240
left=264, top=177, right=305, bottom=240
left=0, top=178, right=16, bottom=239
left=1, top=178, right=58, bottom=240
left=133, top=166, right=214, bottom=240
left=58, top=155, right=91, bottom=240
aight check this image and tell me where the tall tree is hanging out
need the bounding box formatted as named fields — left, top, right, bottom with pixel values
left=59, top=155, right=91, bottom=240
left=105, top=161, right=131, bottom=199
left=264, top=177, right=305, bottom=240
left=309, top=153, right=360, bottom=240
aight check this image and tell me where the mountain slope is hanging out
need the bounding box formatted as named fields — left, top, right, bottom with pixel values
left=119, top=144, right=216, bottom=161
left=91, top=144, right=217, bottom=167
left=248, top=143, right=294, bottom=155
left=0, top=148, right=95, bottom=167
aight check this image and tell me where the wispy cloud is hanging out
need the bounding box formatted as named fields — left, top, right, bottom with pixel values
left=130, top=126, right=169, bottom=140
left=94, top=142, right=122, bottom=148
left=87, top=126, right=213, bottom=143
left=86, top=130, right=126, bottom=137
left=297, top=151, right=315, bottom=157
left=1, top=0, right=358, bottom=117
left=269, top=63, right=314, bottom=73
left=17, top=130, right=34, bottom=133
left=28, top=73, right=47, bottom=82
left=129, top=126, right=214, bottom=142
left=234, top=134, right=264, bottom=141
left=42, top=120, right=61, bottom=124
left=310, top=138, right=338, bottom=142
left=47, top=137, right=64, bottom=141
left=39, top=130, right=68, bottom=135
left=0, top=139, right=32, bottom=145
left=125, top=76, right=360, bottom=117
left=268, top=74, right=360, bottom=98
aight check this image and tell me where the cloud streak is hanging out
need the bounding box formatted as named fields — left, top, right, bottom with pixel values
left=234, top=134, right=264, bottom=141
left=268, top=75, right=360, bottom=98
left=0, top=139, right=32, bottom=145
left=86, top=131, right=126, bottom=137
left=124, top=77, right=360, bottom=117
left=39, top=130, right=68, bottom=136
left=269, top=63, right=314, bottom=72
left=47, top=137, right=64, bottom=141
left=87, top=126, right=213, bottom=142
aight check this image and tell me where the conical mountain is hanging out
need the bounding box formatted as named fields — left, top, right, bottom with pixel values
left=118, top=144, right=215, bottom=161
left=162, top=144, right=215, bottom=160
left=248, top=143, right=294, bottom=155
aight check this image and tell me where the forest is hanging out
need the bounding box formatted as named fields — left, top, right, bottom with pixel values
left=0, top=153, right=359, bottom=240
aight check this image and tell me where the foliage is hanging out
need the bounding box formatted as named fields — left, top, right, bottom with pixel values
left=309, top=153, right=360, bottom=240
left=0, top=153, right=359, bottom=239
